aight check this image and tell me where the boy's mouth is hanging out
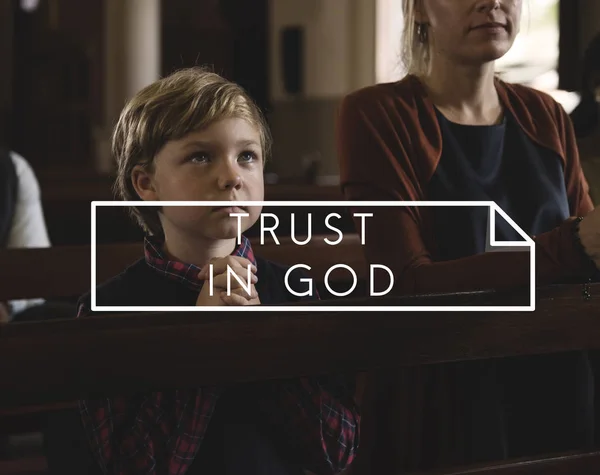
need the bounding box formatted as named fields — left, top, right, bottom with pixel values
left=211, top=206, right=247, bottom=214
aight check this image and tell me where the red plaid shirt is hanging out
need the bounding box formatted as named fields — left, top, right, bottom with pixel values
left=78, top=236, right=360, bottom=475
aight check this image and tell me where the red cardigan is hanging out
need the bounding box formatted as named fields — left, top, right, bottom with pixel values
left=337, top=74, right=595, bottom=295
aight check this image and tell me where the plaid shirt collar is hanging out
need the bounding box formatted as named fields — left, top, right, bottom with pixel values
left=144, top=235, right=256, bottom=291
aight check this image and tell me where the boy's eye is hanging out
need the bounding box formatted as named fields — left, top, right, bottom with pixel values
left=189, top=153, right=210, bottom=164
left=239, top=151, right=258, bottom=162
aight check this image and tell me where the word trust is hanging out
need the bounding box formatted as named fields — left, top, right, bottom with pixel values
left=230, top=212, right=373, bottom=246
left=207, top=212, right=395, bottom=298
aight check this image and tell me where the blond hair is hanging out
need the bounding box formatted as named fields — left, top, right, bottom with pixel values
left=112, top=67, right=272, bottom=237
left=401, top=0, right=431, bottom=77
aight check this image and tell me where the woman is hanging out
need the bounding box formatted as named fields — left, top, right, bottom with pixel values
left=337, top=0, right=600, bottom=472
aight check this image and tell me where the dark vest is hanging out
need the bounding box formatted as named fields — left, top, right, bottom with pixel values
left=47, top=257, right=315, bottom=475
left=81, top=255, right=316, bottom=310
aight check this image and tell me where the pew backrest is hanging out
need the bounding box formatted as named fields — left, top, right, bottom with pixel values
left=2, top=284, right=600, bottom=475
left=0, top=234, right=367, bottom=301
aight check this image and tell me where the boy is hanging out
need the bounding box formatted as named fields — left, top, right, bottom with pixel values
left=74, top=68, right=359, bottom=475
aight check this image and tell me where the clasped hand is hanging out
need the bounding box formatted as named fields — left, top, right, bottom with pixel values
left=195, top=255, right=260, bottom=306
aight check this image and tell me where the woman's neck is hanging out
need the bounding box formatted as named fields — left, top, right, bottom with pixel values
left=420, top=59, right=502, bottom=125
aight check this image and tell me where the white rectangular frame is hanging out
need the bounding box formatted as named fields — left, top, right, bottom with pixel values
left=91, top=201, right=535, bottom=312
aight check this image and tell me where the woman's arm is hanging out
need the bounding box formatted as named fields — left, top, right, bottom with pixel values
left=554, top=99, right=594, bottom=216
left=337, top=93, right=596, bottom=295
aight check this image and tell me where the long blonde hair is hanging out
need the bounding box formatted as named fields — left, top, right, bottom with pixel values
left=401, top=0, right=432, bottom=77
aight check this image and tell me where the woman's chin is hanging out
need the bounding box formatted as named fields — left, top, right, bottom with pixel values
left=479, top=43, right=514, bottom=63
left=457, top=41, right=514, bottom=66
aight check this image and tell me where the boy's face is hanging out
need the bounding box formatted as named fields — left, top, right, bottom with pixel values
left=133, top=117, right=264, bottom=241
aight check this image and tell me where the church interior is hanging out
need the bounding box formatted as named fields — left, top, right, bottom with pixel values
left=2, top=0, right=600, bottom=474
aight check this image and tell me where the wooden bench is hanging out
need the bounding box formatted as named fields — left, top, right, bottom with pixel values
left=0, top=234, right=367, bottom=302
left=2, top=285, right=598, bottom=406
left=3, top=443, right=600, bottom=475
left=406, top=449, right=600, bottom=474
left=1, top=285, right=600, bottom=475
left=2, top=238, right=599, bottom=475
left=0, top=234, right=367, bottom=472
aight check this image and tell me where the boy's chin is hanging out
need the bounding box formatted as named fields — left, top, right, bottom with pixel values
left=204, top=222, right=253, bottom=241
left=211, top=229, right=242, bottom=241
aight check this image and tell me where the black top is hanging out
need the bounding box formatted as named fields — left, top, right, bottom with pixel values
left=82, top=255, right=316, bottom=309
left=421, top=109, right=593, bottom=462
left=47, top=257, right=318, bottom=475
left=428, top=108, right=570, bottom=260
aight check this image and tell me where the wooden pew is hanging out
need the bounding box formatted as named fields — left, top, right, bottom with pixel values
left=0, top=233, right=368, bottom=473
left=407, top=449, right=600, bottom=474
left=2, top=238, right=599, bottom=475
left=2, top=447, right=598, bottom=475
left=1, top=285, right=598, bottom=406
left=1, top=285, right=600, bottom=475
left=0, top=234, right=367, bottom=301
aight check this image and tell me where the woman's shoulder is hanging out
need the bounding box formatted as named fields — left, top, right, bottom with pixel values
left=341, top=75, right=423, bottom=112
left=498, top=80, right=565, bottom=119
left=498, top=80, right=574, bottom=159
left=339, top=75, right=428, bottom=134
left=344, top=75, right=412, bottom=97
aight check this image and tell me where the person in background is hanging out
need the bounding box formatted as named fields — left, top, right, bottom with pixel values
left=571, top=31, right=600, bottom=203
left=337, top=0, right=600, bottom=473
left=0, top=148, right=50, bottom=323
left=0, top=147, right=51, bottom=458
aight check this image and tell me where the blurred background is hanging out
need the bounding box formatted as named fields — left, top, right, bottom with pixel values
left=0, top=0, right=596, bottom=245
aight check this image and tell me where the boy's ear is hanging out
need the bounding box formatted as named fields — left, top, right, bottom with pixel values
left=131, top=165, right=158, bottom=201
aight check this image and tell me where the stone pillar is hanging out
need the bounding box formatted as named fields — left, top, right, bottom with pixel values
left=350, top=0, right=377, bottom=90
left=270, top=0, right=352, bottom=101
left=95, top=0, right=161, bottom=173
left=123, top=0, right=161, bottom=101
left=269, top=0, right=381, bottom=182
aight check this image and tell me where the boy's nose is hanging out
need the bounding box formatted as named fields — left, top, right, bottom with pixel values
left=476, top=0, right=501, bottom=12
left=217, top=163, right=242, bottom=190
